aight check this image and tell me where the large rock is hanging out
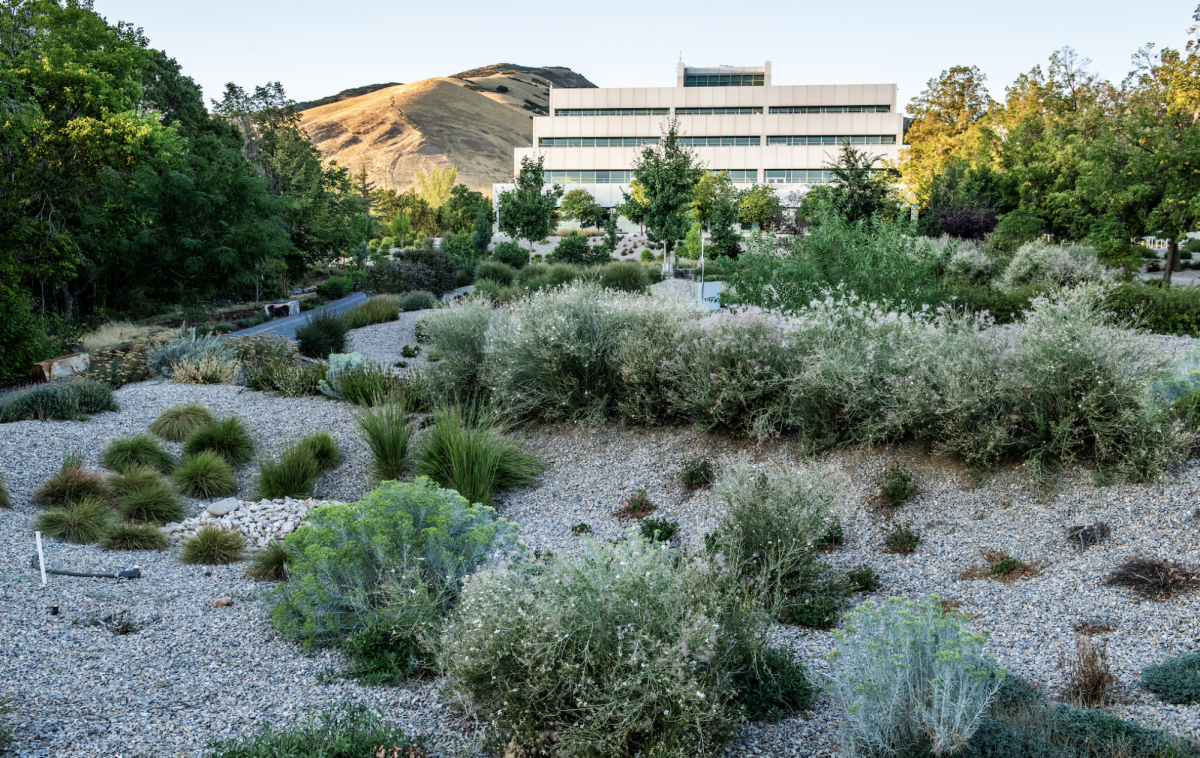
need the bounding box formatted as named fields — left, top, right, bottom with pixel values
left=265, top=300, right=300, bottom=319
left=207, top=498, right=240, bottom=516
left=31, top=353, right=89, bottom=383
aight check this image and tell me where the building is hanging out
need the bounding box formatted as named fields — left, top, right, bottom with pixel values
left=493, top=62, right=904, bottom=232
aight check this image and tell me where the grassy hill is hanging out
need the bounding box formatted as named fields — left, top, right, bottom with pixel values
left=301, top=65, right=595, bottom=195
left=295, top=83, right=401, bottom=112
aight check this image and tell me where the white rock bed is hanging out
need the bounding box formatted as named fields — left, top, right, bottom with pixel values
left=163, top=497, right=341, bottom=546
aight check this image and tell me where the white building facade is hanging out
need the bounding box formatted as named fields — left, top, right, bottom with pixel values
left=493, top=62, right=904, bottom=230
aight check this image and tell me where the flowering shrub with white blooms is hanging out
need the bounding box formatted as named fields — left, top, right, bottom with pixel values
left=999, top=240, right=1112, bottom=291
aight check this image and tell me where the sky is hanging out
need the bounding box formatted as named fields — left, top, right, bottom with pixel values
left=95, top=0, right=1198, bottom=114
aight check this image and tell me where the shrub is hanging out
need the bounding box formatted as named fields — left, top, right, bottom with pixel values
left=34, top=456, right=110, bottom=508
left=998, top=241, right=1111, bottom=291
left=1105, top=556, right=1198, bottom=600
left=1141, top=653, right=1200, bottom=704
left=113, top=471, right=185, bottom=524
left=101, top=435, right=175, bottom=475
left=1062, top=635, right=1115, bottom=707
left=32, top=499, right=113, bottom=543
left=400, top=344, right=420, bottom=358
left=472, top=278, right=501, bottom=302
left=340, top=295, right=399, bottom=329
left=848, top=564, right=880, bottom=592
left=180, top=525, right=247, bottom=565
left=362, top=249, right=458, bottom=297
left=66, top=379, right=119, bottom=414
left=414, top=403, right=543, bottom=505
left=353, top=400, right=412, bottom=482
left=826, top=595, right=1004, bottom=757
left=548, top=229, right=595, bottom=264
left=441, top=533, right=765, bottom=757
left=212, top=321, right=236, bottom=334
left=1104, top=281, right=1200, bottom=337
left=0, top=380, right=118, bottom=423
left=731, top=645, right=815, bottom=722
left=639, top=516, right=679, bottom=542
left=298, top=431, right=341, bottom=470
left=641, top=248, right=654, bottom=262
left=874, top=463, right=916, bottom=506
left=399, top=290, right=437, bottom=311
left=474, top=260, right=517, bottom=286
left=318, top=353, right=406, bottom=406
left=681, top=458, right=715, bottom=488
left=598, top=261, right=649, bottom=293
left=173, top=451, right=237, bottom=498
left=420, top=296, right=495, bottom=398
left=247, top=541, right=292, bottom=581
left=242, top=352, right=328, bottom=397
left=944, top=239, right=996, bottom=284
left=171, top=351, right=240, bottom=384
left=150, top=404, right=214, bottom=442
left=781, top=594, right=841, bottom=629
left=253, top=443, right=323, bottom=499
left=183, top=417, right=255, bottom=467
left=269, top=479, right=518, bottom=661
left=314, top=275, right=353, bottom=301
left=491, top=240, right=528, bottom=269
left=294, top=309, right=349, bottom=359
left=205, top=703, right=424, bottom=758
left=146, top=325, right=233, bottom=378
left=99, top=523, right=169, bottom=551
left=883, top=521, right=921, bottom=554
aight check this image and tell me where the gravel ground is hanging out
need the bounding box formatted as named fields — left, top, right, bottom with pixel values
left=3, top=369, right=1200, bottom=755
left=345, top=286, right=473, bottom=373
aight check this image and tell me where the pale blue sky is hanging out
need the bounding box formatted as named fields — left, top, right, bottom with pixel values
left=95, top=0, right=1197, bottom=114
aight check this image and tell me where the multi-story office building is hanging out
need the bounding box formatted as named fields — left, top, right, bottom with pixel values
left=493, top=62, right=903, bottom=230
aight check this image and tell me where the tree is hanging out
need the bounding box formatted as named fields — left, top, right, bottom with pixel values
left=372, top=188, right=439, bottom=236
left=497, top=154, right=562, bottom=250
left=826, top=142, right=898, bottom=223
left=354, top=163, right=376, bottom=241
left=559, top=188, right=604, bottom=227
left=737, top=184, right=782, bottom=229
left=600, top=210, right=620, bottom=254
left=389, top=212, right=412, bottom=247
left=614, top=178, right=648, bottom=235
left=627, top=119, right=705, bottom=263
left=708, top=190, right=743, bottom=258
left=416, top=166, right=457, bottom=208
left=439, top=184, right=491, bottom=235
left=472, top=207, right=493, bottom=257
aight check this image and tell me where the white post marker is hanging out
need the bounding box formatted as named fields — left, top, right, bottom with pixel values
left=35, top=531, right=47, bottom=586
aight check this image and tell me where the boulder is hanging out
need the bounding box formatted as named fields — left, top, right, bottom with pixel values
left=265, top=300, right=300, bottom=319
left=31, top=353, right=89, bottom=383
left=213, top=598, right=233, bottom=608
left=207, top=497, right=240, bottom=516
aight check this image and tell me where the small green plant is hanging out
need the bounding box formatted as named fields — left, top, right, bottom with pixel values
left=180, top=525, right=247, bottom=565
left=253, top=444, right=323, bottom=499
left=1141, top=652, right=1200, bottom=704
left=781, top=594, right=840, bottom=629
left=991, top=554, right=1025, bottom=575
left=816, top=522, right=844, bottom=548
left=613, top=485, right=656, bottom=520
left=883, top=520, right=920, bottom=554
left=101, top=434, right=175, bottom=474
left=295, top=308, right=349, bottom=359
left=874, top=463, right=917, bottom=506
left=731, top=645, right=814, bottom=722
left=401, top=344, right=420, bottom=358
left=173, top=451, right=237, bottom=498
left=680, top=458, right=715, bottom=488
left=399, top=290, right=437, bottom=312
left=99, top=522, right=170, bottom=551
left=848, top=564, right=880, bottom=592
left=639, top=517, right=679, bottom=542
left=150, top=405, right=216, bottom=441
left=183, top=416, right=255, bottom=466
left=34, top=455, right=111, bottom=508
left=353, top=400, right=412, bottom=481
left=247, top=541, right=292, bottom=581
left=571, top=522, right=592, bottom=536
left=113, top=473, right=185, bottom=524
left=204, top=703, right=424, bottom=758
left=33, top=499, right=113, bottom=543
left=0, top=471, right=9, bottom=508
left=298, top=432, right=341, bottom=470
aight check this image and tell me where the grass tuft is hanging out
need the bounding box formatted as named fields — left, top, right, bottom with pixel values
left=113, top=472, right=185, bottom=524
left=253, top=444, right=323, bottom=499
left=34, top=457, right=111, bottom=508
left=183, top=416, right=255, bottom=467
left=173, top=451, right=237, bottom=499
left=102, top=434, right=175, bottom=474
left=180, top=525, right=247, bottom=565
left=415, top=402, right=543, bottom=505
left=204, top=703, right=423, bottom=758
left=353, top=400, right=413, bottom=482
left=1062, top=634, right=1115, bottom=707
left=99, top=522, right=170, bottom=551
left=882, top=520, right=920, bottom=554
left=33, top=499, right=113, bottom=543
left=298, top=432, right=342, bottom=470
left=246, top=541, right=292, bottom=581
left=150, top=404, right=214, bottom=442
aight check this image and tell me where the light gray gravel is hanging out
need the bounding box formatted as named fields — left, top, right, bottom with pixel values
left=2, top=376, right=1199, bottom=756
left=344, top=286, right=473, bottom=374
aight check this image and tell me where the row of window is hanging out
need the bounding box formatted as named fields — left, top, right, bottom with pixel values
left=765, top=169, right=883, bottom=184
left=769, top=105, right=891, bottom=114
left=684, top=74, right=766, bottom=87
left=554, top=105, right=892, bottom=117
left=538, top=169, right=886, bottom=184
left=537, top=135, right=898, bottom=148
left=767, top=134, right=897, bottom=145
left=539, top=137, right=659, bottom=147
left=543, top=170, right=633, bottom=184
left=715, top=170, right=759, bottom=183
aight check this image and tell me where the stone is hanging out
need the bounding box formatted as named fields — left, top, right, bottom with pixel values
left=280, top=522, right=295, bottom=535
left=31, top=353, right=89, bottom=382
left=265, top=300, right=300, bottom=319
left=213, top=598, right=233, bottom=608
left=207, top=498, right=240, bottom=517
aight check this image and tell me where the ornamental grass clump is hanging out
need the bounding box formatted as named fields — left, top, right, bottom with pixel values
left=34, top=454, right=110, bottom=508
left=32, top=499, right=113, bottom=543
left=205, top=703, right=424, bottom=758
left=825, top=595, right=1004, bottom=758
left=268, top=479, right=518, bottom=682
left=112, top=469, right=185, bottom=524
left=298, top=431, right=341, bottom=470
left=180, top=525, right=246, bottom=565
left=353, top=400, right=412, bottom=482
left=150, top=404, right=214, bottom=442
left=253, top=443, right=323, bottom=500
left=294, top=308, right=349, bottom=359
left=414, top=402, right=543, bottom=506
left=183, top=416, right=255, bottom=466
left=0, top=380, right=118, bottom=422
left=172, top=450, right=236, bottom=498
left=318, top=354, right=406, bottom=406
left=441, top=533, right=774, bottom=757
left=247, top=540, right=292, bottom=582
left=340, top=295, right=400, bottom=330
left=101, top=434, right=175, bottom=475
left=99, top=522, right=170, bottom=551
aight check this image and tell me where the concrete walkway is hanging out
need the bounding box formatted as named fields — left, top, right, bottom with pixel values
left=221, top=292, right=367, bottom=342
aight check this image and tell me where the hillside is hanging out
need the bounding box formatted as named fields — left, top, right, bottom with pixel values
left=295, top=83, right=401, bottom=112
left=300, top=65, right=595, bottom=195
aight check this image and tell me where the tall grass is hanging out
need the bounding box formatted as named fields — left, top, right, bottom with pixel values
left=150, top=404, right=214, bottom=442
left=415, top=403, right=543, bottom=505
left=353, top=401, right=412, bottom=481
left=204, top=704, right=423, bottom=758
left=341, top=296, right=400, bottom=330
left=295, top=308, right=349, bottom=359
left=33, top=499, right=113, bottom=543
left=253, top=444, right=323, bottom=499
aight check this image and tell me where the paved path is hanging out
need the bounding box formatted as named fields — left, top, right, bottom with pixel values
left=221, top=292, right=367, bottom=342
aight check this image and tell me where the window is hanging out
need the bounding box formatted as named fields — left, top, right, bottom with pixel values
left=678, top=136, right=761, bottom=146
left=676, top=107, right=763, bottom=115
left=539, top=137, right=659, bottom=147
left=769, top=105, right=891, bottom=114
left=554, top=108, right=669, bottom=116
left=766, top=135, right=896, bottom=146
left=543, top=170, right=632, bottom=184
left=685, top=74, right=765, bottom=87
left=712, top=169, right=758, bottom=183
left=765, top=169, right=885, bottom=184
